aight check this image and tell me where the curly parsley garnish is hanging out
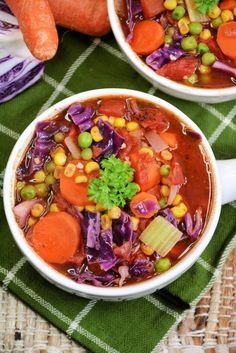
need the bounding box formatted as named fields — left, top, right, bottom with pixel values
left=195, top=0, right=219, bottom=14
left=88, top=155, right=139, bottom=209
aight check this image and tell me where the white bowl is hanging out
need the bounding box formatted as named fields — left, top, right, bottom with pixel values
left=107, top=0, right=236, bottom=103
left=3, top=88, right=236, bottom=301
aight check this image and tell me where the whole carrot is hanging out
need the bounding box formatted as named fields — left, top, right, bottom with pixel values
left=48, top=0, right=110, bottom=36
left=6, top=0, right=58, bottom=61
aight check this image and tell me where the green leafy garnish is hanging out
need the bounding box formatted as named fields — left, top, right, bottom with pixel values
left=88, top=155, right=139, bottom=209
left=194, top=0, right=219, bottom=14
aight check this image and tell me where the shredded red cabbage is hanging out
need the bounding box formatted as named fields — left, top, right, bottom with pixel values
left=146, top=44, right=185, bottom=70
left=67, top=103, right=95, bottom=132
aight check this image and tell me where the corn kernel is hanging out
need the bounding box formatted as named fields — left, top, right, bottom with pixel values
left=54, top=166, right=63, bottom=179
left=139, top=147, right=154, bottom=157
left=96, top=203, right=105, bottom=212
left=178, top=18, right=190, bottom=35
left=131, top=216, right=139, bottom=231
left=51, top=146, right=65, bottom=158
left=164, top=0, right=177, bottom=10
left=161, top=185, right=170, bottom=197
left=31, top=203, right=44, bottom=217
left=53, top=152, right=67, bottom=166
left=208, top=5, right=221, bottom=19
left=75, top=175, right=88, bottom=183
left=200, top=29, right=211, bottom=40
left=161, top=150, right=173, bottom=161
left=28, top=217, right=36, bottom=227
left=108, top=116, right=115, bottom=125
left=64, top=163, right=76, bottom=177
left=172, top=194, right=182, bottom=206
left=50, top=203, right=59, bottom=212
left=108, top=206, right=121, bottom=219
left=34, top=170, right=46, bottom=183
left=101, top=214, right=112, bottom=230
left=93, top=117, right=99, bottom=124
left=221, top=9, right=234, bottom=22
left=114, top=117, right=126, bottom=128
left=171, top=202, right=188, bottom=218
left=85, top=161, right=100, bottom=174
left=127, top=121, right=139, bottom=132
left=91, top=126, right=103, bottom=142
left=233, top=7, right=236, bottom=16
left=85, top=205, right=96, bottom=212
left=141, top=243, right=154, bottom=256
left=99, top=115, right=109, bottom=121
left=199, top=64, right=211, bottom=74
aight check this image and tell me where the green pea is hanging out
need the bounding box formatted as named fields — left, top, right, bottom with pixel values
left=54, top=132, right=65, bottom=143
left=211, top=16, right=222, bottom=28
left=21, top=185, right=36, bottom=200
left=164, top=34, right=173, bottom=44
left=188, top=22, right=202, bottom=35
left=81, top=148, right=93, bottom=161
left=160, top=164, right=170, bottom=177
left=46, top=161, right=56, bottom=173
left=181, top=36, right=198, bottom=51
left=202, top=52, right=216, bottom=66
left=78, top=132, right=92, bottom=149
left=167, top=26, right=175, bottom=36
left=159, top=198, right=167, bottom=209
left=45, top=174, right=56, bottom=186
left=35, top=183, right=48, bottom=197
left=172, top=6, right=186, bottom=20
left=16, top=181, right=25, bottom=191
left=187, top=72, right=198, bottom=85
left=154, top=258, right=172, bottom=273
left=197, top=43, right=209, bottom=55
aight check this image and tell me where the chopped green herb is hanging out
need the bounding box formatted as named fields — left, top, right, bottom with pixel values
left=194, top=0, right=219, bottom=14
left=88, top=155, right=139, bottom=209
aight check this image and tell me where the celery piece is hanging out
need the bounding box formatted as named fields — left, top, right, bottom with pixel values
left=139, top=216, right=182, bottom=257
left=185, top=0, right=209, bottom=22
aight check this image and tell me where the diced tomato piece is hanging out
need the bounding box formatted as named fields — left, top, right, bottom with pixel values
left=117, top=128, right=141, bottom=160
left=199, top=37, right=226, bottom=63
left=140, top=0, right=165, bottom=18
left=157, top=57, right=199, bottom=81
left=137, top=108, right=169, bottom=132
left=114, top=241, right=132, bottom=261
left=159, top=132, right=177, bottom=148
left=146, top=185, right=161, bottom=199
left=130, top=152, right=161, bottom=191
left=69, top=125, right=79, bottom=138
left=92, top=146, right=103, bottom=159
left=219, top=0, right=236, bottom=10
left=98, top=99, right=126, bottom=117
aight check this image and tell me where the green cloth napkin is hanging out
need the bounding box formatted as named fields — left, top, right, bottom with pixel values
left=0, top=29, right=236, bottom=353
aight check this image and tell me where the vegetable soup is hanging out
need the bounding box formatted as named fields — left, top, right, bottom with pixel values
left=14, top=96, right=212, bottom=287
left=117, top=0, right=236, bottom=88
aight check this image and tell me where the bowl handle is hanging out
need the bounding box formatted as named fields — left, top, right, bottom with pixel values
left=216, top=159, right=236, bottom=205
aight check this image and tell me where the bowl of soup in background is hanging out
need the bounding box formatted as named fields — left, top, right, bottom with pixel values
left=3, top=88, right=236, bottom=301
left=107, top=0, right=236, bottom=103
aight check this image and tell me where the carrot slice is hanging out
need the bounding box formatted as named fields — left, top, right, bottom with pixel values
left=6, top=0, right=58, bottom=60
left=217, top=22, right=236, bottom=60
left=140, top=0, right=165, bottom=19
left=60, top=160, right=98, bottom=206
left=48, top=0, right=110, bottom=36
left=131, top=20, right=165, bottom=55
left=31, top=212, right=80, bottom=264
left=219, top=0, right=236, bottom=10
left=159, top=132, right=177, bottom=148
left=130, top=192, right=158, bottom=218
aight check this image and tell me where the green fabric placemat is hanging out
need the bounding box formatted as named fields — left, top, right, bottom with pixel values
left=0, top=29, right=236, bottom=353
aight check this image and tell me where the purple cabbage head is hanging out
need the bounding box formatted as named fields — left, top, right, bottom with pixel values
left=113, top=211, right=135, bottom=246
left=93, top=119, right=124, bottom=162
left=160, top=208, right=178, bottom=228
left=146, top=44, right=184, bottom=70
left=67, top=103, right=94, bottom=132
left=126, top=0, right=143, bottom=42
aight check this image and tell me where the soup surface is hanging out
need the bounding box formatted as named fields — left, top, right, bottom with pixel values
left=118, top=0, right=236, bottom=88
left=14, top=96, right=212, bottom=287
